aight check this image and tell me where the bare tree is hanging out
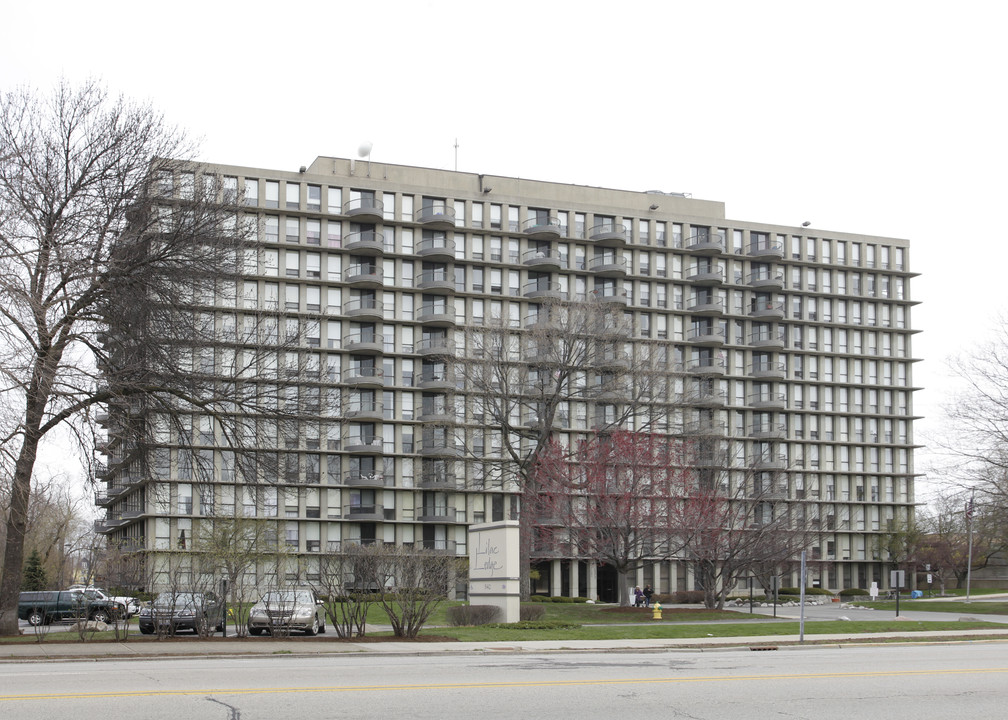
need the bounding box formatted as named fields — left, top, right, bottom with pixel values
left=349, top=543, right=453, bottom=638
left=458, top=296, right=677, bottom=597
left=0, top=80, right=314, bottom=634
left=193, top=516, right=274, bottom=636
left=676, top=450, right=816, bottom=610
left=317, top=545, right=373, bottom=638
left=0, top=473, right=88, bottom=587
left=530, top=430, right=690, bottom=606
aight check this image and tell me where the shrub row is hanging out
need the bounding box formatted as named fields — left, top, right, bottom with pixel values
left=838, top=587, right=871, bottom=597
left=528, top=595, right=590, bottom=603
left=653, top=590, right=705, bottom=604
left=483, top=620, right=581, bottom=630
left=447, top=605, right=501, bottom=626
left=780, top=586, right=834, bottom=596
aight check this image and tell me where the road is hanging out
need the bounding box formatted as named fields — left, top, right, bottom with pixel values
left=2, top=643, right=1005, bottom=719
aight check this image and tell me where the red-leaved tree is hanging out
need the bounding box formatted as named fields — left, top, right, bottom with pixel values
left=530, top=430, right=690, bottom=606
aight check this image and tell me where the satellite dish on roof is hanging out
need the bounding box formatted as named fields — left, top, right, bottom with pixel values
left=358, top=141, right=373, bottom=158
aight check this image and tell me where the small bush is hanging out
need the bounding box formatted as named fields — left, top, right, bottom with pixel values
left=669, top=590, right=705, bottom=604
left=520, top=605, right=546, bottom=622
left=447, top=604, right=502, bottom=626
left=839, top=588, right=871, bottom=597
left=484, top=620, right=580, bottom=630
left=529, top=595, right=548, bottom=602
left=780, top=586, right=834, bottom=596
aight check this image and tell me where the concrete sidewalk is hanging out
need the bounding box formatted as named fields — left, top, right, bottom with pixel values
left=5, top=627, right=1008, bottom=662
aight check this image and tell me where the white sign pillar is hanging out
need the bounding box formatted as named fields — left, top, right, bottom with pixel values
left=468, top=520, right=521, bottom=623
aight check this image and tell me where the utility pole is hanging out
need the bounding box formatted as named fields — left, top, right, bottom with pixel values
left=965, top=492, right=975, bottom=603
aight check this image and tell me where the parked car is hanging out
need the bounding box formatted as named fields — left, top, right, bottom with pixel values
left=18, top=590, right=123, bottom=625
left=68, top=585, right=139, bottom=617
left=138, top=592, right=223, bottom=635
left=248, top=588, right=326, bottom=636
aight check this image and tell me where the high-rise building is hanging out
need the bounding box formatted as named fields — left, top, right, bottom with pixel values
left=95, top=156, right=917, bottom=599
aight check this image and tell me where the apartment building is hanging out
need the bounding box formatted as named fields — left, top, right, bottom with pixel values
left=94, top=156, right=918, bottom=599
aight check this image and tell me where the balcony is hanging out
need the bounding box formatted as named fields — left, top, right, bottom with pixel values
left=522, top=216, right=563, bottom=239
left=681, top=233, right=725, bottom=255
left=749, top=391, right=787, bottom=409
left=591, top=287, right=628, bottom=305
left=749, top=301, right=785, bottom=319
left=748, top=330, right=785, bottom=349
left=345, top=503, right=384, bottom=521
left=685, top=295, right=725, bottom=315
left=343, top=437, right=384, bottom=454
left=343, top=298, right=384, bottom=321
left=747, top=269, right=784, bottom=289
left=588, top=221, right=627, bottom=247
left=343, top=230, right=388, bottom=255
left=345, top=402, right=384, bottom=422
left=418, top=504, right=458, bottom=523
left=523, top=311, right=561, bottom=331
left=588, top=255, right=627, bottom=277
left=345, top=263, right=383, bottom=288
left=416, top=269, right=455, bottom=292
left=523, top=278, right=564, bottom=300
left=684, top=266, right=725, bottom=285
left=417, top=404, right=455, bottom=423
left=344, top=366, right=385, bottom=387
left=522, top=248, right=564, bottom=271
left=417, top=302, right=456, bottom=326
left=748, top=240, right=784, bottom=258
left=415, top=206, right=456, bottom=230
left=679, top=389, right=727, bottom=407
left=595, top=348, right=631, bottom=369
left=682, top=421, right=726, bottom=436
left=686, top=326, right=726, bottom=346
left=416, top=236, right=456, bottom=261
left=417, top=371, right=457, bottom=391
left=750, top=361, right=787, bottom=380
left=343, top=471, right=390, bottom=488
left=418, top=439, right=464, bottom=457
left=749, top=423, right=787, bottom=440
left=418, top=474, right=460, bottom=490
left=684, top=358, right=726, bottom=376
left=343, top=332, right=384, bottom=354
left=582, top=381, right=626, bottom=402
left=416, top=337, right=456, bottom=357
left=753, top=454, right=788, bottom=470
left=343, top=197, right=384, bottom=223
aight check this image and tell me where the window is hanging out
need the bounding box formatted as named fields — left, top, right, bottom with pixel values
left=306, top=219, right=320, bottom=245
left=265, top=181, right=279, bottom=208
left=307, top=184, right=321, bottom=210
left=244, top=178, right=258, bottom=206
left=286, top=182, right=300, bottom=209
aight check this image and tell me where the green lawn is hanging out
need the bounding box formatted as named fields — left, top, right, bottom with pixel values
left=7, top=597, right=1007, bottom=645
left=855, top=600, right=1008, bottom=615
left=426, top=619, right=1006, bottom=642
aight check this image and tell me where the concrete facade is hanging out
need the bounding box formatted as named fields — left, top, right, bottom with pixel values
left=95, top=156, right=918, bottom=596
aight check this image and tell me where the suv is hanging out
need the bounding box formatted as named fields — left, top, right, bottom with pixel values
left=138, top=591, right=224, bottom=635
left=248, top=588, right=326, bottom=636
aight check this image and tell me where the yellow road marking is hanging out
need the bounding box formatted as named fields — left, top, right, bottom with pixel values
left=3, top=668, right=1007, bottom=701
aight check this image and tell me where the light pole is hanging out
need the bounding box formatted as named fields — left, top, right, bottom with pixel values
left=965, top=492, right=975, bottom=603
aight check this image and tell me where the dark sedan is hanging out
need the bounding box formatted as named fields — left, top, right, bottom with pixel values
left=138, top=591, right=224, bottom=635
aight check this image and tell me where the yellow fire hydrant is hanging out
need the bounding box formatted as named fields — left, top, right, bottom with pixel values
left=652, top=602, right=662, bottom=621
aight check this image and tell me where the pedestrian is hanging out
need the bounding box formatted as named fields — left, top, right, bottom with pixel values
left=643, top=584, right=653, bottom=608
left=634, top=586, right=643, bottom=607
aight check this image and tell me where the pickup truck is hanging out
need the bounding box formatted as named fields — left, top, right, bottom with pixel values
left=68, top=585, right=139, bottom=617
left=18, top=589, right=125, bottom=625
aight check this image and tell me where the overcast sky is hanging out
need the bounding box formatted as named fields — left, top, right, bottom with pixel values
left=4, top=0, right=1006, bottom=501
